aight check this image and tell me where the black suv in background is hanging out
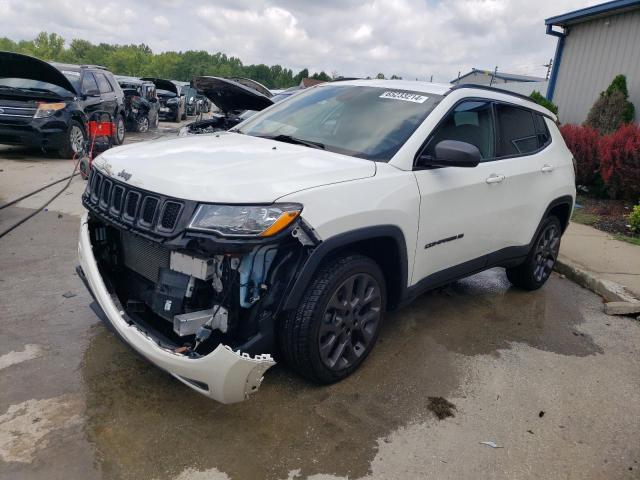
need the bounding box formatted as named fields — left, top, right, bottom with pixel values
left=141, top=77, right=185, bottom=122
left=116, top=76, right=160, bottom=132
left=0, top=51, right=126, bottom=158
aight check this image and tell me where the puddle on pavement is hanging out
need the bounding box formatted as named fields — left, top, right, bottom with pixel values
left=79, top=269, right=601, bottom=480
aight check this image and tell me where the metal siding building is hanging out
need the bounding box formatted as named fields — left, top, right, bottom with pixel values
left=546, top=0, right=640, bottom=125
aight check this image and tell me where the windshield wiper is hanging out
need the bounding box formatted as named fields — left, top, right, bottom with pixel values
left=261, top=134, right=325, bottom=150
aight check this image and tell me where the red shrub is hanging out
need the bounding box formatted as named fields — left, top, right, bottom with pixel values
left=599, top=124, right=640, bottom=200
left=559, top=124, right=601, bottom=186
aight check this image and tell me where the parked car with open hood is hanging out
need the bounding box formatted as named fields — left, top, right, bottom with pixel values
left=0, top=51, right=126, bottom=157
left=180, top=76, right=274, bottom=135
left=173, top=81, right=201, bottom=117
left=116, top=76, right=159, bottom=132
left=141, top=77, right=185, bottom=123
left=78, top=80, right=575, bottom=403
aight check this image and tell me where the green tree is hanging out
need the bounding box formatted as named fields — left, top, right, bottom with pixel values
left=529, top=91, right=558, bottom=115
left=585, top=74, right=635, bottom=134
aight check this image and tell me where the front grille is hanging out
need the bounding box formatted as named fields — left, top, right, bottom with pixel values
left=85, top=170, right=186, bottom=235
left=0, top=105, right=37, bottom=118
left=120, top=230, right=170, bottom=282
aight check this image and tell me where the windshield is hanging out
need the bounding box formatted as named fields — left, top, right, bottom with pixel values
left=237, top=85, right=442, bottom=161
left=0, top=77, right=75, bottom=98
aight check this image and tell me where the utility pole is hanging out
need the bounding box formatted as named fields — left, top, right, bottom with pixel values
left=430, top=75, right=433, bottom=82
left=489, top=66, right=498, bottom=86
left=544, top=58, right=553, bottom=80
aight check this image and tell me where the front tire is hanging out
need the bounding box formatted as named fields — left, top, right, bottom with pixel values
left=136, top=115, right=149, bottom=133
left=507, top=216, right=562, bottom=290
left=58, top=120, right=86, bottom=158
left=280, top=254, right=386, bottom=384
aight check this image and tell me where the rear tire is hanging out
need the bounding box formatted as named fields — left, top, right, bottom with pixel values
left=280, top=254, right=386, bottom=384
left=113, top=113, right=126, bottom=145
left=507, top=216, right=562, bottom=290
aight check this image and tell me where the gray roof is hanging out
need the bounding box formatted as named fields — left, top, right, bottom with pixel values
left=546, top=0, right=640, bottom=27
left=451, top=68, right=546, bottom=84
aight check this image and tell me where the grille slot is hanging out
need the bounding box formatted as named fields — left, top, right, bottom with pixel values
left=120, top=231, right=170, bottom=282
left=140, top=197, right=159, bottom=226
left=124, top=191, right=141, bottom=220
left=111, top=185, right=124, bottom=214
left=160, top=201, right=182, bottom=231
left=91, top=174, right=102, bottom=203
left=99, top=180, right=112, bottom=209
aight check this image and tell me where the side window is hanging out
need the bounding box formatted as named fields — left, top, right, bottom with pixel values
left=94, top=73, right=113, bottom=94
left=533, top=113, right=551, bottom=149
left=424, top=101, right=495, bottom=160
left=81, top=73, right=99, bottom=94
left=496, top=104, right=539, bottom=156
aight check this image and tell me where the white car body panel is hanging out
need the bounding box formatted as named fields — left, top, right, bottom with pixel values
left=92, top=132, right=375, bottom=203
left=78, top=214, right=275, bottom=403
left=279, top=162, right=421, bottom=285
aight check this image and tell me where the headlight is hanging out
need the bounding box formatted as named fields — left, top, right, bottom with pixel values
left=167, top=97, right=179, bottom=104
left=34, top=102, right=66, bottom=118
left=189, top=203, right=302, bottom=237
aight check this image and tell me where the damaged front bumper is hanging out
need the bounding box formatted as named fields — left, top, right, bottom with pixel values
left=77, top=213, right=275, bottom=403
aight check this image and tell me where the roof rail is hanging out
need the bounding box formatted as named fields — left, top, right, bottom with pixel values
left=447, top=84, right=540, bottom=105
left=80, top=64, right=108, bottom=70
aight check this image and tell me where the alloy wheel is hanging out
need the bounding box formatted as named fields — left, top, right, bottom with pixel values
left=318, top=273, right=382, bottom=370
left=117, top=117, right=125, bottom=142
left=533, top=223, right=560, bottom=282
left=70, top=125, right=84, bottom=154
left=137, top=116, right=149, bottom=133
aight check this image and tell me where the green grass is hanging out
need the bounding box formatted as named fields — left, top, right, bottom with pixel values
left=571, top=210, right=599, bottom=226
left=614, top=234, right=640, bottom=246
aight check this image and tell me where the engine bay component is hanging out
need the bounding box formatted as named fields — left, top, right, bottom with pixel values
left=174, top=306, right=229, bottom=336
left=169, top=251, right=216, bottom=280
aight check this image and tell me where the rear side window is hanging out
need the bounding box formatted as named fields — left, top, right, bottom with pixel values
left=94, top=73, right=113, bottom=94
left=81, top=73, right=99, bottom=94
left=533, top=113, right=551, bottom=149
left=496, top=105, right=539, bottom=156
left=424, top=100, right=495, bottom=160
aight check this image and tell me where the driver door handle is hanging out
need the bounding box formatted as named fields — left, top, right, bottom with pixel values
left=541, top=164, right=555, bottom=173
left=486, top=173, right=505, bottom=184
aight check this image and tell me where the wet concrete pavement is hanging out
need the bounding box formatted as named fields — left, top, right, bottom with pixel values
left=1, top=127, right=640, bottom=479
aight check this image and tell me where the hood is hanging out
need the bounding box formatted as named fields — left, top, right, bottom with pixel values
left=193, top=76, right=273, bottom=114
left=0, top=51, right=77, bottom=94
left=92, top=132, right=376, bottom=203
left=141, top=77, right=178, bottom=95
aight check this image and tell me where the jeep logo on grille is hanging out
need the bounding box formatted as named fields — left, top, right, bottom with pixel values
left=117, top=169, right=132, bottom=181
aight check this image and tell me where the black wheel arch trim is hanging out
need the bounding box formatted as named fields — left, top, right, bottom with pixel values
left=281, top=225, right=409, bottom=311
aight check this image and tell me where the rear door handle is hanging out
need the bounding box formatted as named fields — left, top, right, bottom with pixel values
left=486, top=174, right=505, bottom=184
left=541, top=164, right=554, bottom=173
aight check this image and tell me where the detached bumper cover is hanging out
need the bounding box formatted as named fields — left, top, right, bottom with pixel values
left=77, top=213, right=275, bottom=403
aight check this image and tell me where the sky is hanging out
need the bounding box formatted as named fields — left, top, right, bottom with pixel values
left=0, top=0, right=601, bottom=82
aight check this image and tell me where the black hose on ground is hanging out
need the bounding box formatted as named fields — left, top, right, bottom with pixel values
left=0, top=156, right=82, bottom=240
left=0, top=172, right=80, bottom=211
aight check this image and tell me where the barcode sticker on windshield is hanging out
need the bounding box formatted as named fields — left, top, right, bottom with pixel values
left=379, top=91, right=428, bottom=103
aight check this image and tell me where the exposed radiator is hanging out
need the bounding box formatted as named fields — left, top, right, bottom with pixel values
left=120, top=231, right=170, bottom=282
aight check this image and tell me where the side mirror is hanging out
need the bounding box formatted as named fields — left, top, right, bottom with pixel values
left=417, top=140, right=481, bottom=168
left=84, top=89, right=100, bottom=97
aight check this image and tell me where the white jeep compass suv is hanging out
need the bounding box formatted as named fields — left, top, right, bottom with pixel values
left=77, top=80, right=575, bottom=403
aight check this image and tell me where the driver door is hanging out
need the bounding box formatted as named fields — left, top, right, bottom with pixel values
left=411, top=100, right=504, bottom=284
